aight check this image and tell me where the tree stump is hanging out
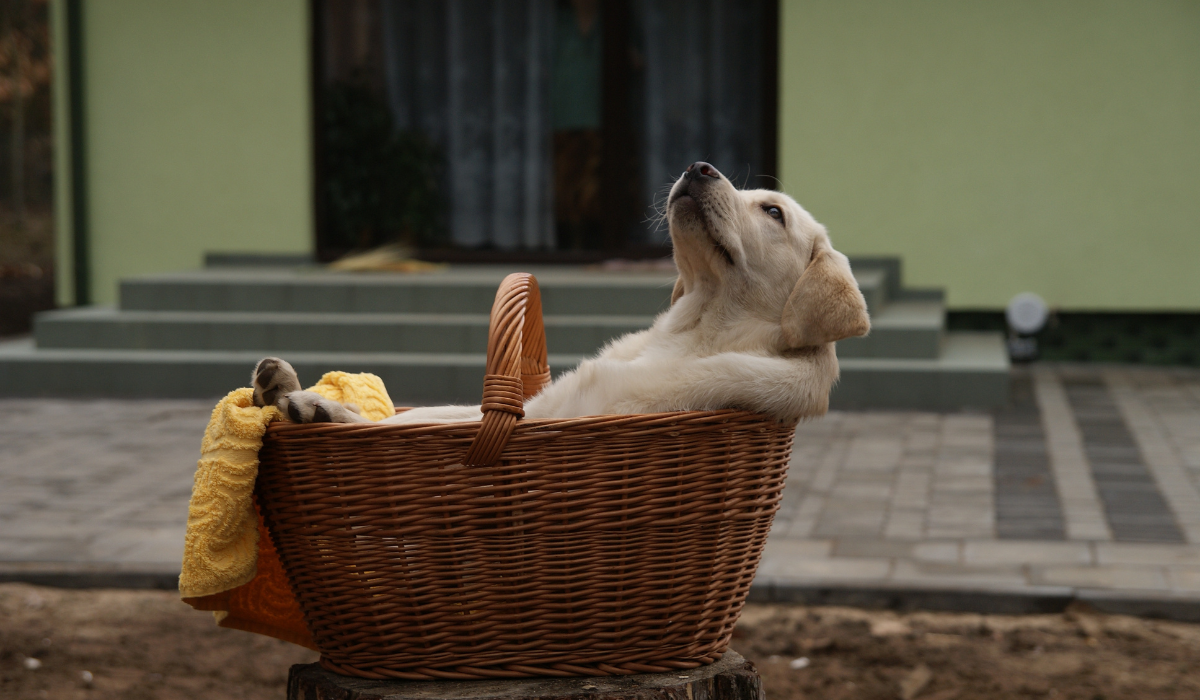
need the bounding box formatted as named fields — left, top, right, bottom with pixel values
left=287, top=652, right=763, bottom=700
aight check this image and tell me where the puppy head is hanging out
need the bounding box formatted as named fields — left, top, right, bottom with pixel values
left=666, top=162, right=869, bottom=348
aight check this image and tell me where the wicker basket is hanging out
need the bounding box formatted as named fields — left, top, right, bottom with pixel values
left=256, top=273, right=794, bottom=680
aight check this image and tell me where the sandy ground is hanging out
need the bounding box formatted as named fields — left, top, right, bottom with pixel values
left=2, top=583, right=1199, bottom=700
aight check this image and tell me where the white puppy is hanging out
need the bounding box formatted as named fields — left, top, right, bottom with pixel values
left=253, top=162, right=870, bottom=425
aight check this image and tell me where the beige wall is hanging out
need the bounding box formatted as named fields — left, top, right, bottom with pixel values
left=54, top=0, right=312, bottom=305
left=779, top=1, right=1200, bottom=310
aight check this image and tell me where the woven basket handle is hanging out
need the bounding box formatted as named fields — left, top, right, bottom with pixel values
left=462, top=273, right=550, bottom=466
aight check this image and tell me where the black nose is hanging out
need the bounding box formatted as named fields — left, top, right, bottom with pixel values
left=685, top=162, right=721, bottom=181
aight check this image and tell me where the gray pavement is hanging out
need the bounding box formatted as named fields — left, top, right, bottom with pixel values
left=762, top=365, right=1200, bottom=615
left=2, top=364, right=1199, bottom=614
left=0, top=398, right=208, bottom=572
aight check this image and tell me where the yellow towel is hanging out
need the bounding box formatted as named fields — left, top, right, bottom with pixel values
left=180, top=372, right=394, bottom=649
left=304, top=371, right=395, bottom=423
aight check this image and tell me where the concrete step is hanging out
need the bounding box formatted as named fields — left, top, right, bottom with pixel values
left=852, top=268, right=888, bottom=314
left=0, top=331, right=1009, bottom=409
left=116, top=266, right=890, bottom=315
left=119, top=268, right=678, bottom=315
left=837, top=300, right=944, bottom=359
left=0, top=337, right=582, bottom=404
left=37, top=300, right=940, bottom=359
left=831, top=332, right=1010, bottom=410
left=34, top=307, right=652, bottom=356
left=4, top=258, right=1003, bottom=409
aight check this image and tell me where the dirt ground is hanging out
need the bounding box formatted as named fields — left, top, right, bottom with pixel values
left=0, top=584, right=317, bottom=699
left=735, top=603, right=1200, bottom=700
left=2, top=584, right=1199, bottom=700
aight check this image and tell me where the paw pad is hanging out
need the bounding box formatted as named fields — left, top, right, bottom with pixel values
left=253, top=357, right=301, bottom=408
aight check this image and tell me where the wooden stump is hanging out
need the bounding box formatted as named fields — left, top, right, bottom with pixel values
left=287, top=652, right=763, bottom=700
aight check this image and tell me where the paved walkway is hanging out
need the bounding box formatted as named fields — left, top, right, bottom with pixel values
left=763, top=365, right=1200, bottom=615
left=2, top=364, right=1199, bottom=614
left=0, top=398, right=207, bottom=570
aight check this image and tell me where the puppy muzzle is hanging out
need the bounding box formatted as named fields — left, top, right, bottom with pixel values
left=670, top=161, right=723, bottom=204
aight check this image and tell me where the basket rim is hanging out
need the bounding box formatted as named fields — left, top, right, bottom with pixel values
left=263, top=407, right=793, bottom=438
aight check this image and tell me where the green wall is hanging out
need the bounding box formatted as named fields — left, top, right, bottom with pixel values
left=51, top=0, right=72, bottom=305
left=779, top=1, right=1200, bottom=310
left=53, top=1, right=1198, bottom=310
left=54, top=0, right=312, bottom=305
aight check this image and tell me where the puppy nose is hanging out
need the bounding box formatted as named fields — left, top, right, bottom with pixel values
left=685, top=161, right=721, bottom=181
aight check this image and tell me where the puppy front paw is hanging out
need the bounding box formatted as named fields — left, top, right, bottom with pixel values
left=252, top=357, right=302, bottom=408
left=278, top=391, right=365, bottom=424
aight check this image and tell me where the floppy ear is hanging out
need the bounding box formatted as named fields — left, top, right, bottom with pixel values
left=781, top=237, right=870, bottom=347
left=671, top=276, right=685, bottom=305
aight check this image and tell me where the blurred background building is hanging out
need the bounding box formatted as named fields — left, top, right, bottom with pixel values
left=0, top=0, right=1196, bottom=361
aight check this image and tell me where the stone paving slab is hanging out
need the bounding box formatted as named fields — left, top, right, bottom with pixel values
left=756, top=537, right=1200, bottom=595
left=0, top=398, right=207, bottom=570
left=1, top=363, right=1199, bottom=618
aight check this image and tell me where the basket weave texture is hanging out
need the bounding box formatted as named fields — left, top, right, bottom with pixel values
left=256, top=273, right=794, bottom=680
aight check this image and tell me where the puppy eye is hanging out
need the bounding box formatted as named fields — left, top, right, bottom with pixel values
left=763, top=205, right=784, bottom=223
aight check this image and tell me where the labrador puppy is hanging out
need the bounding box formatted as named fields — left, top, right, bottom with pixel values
left=253, top=162, right=869, bottom=425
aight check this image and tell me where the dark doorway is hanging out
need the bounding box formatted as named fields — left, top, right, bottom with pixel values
left=312, top=0, right=778, bottom=263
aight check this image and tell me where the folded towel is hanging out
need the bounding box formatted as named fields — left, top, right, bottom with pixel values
left=303, top=370, right=395, bottom=423
left=180, top=372, right=395, bottom=649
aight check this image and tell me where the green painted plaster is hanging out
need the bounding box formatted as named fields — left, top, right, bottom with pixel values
left=56, top=0, right=312, bottom=305
left=779, top=0, right=1200, bottom=310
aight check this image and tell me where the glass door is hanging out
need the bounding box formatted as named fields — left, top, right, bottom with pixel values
left=312, top=0, right=777, bottom=263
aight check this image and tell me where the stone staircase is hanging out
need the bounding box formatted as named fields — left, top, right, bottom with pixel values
left=0, top=259, right=1009, bottom=409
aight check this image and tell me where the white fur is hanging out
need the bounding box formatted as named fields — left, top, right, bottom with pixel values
left=272, top=164, right=867, bottom=426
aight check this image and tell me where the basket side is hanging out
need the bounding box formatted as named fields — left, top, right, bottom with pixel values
left=256, top=411, right=794, bottom=680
